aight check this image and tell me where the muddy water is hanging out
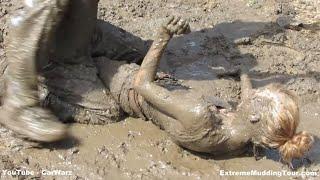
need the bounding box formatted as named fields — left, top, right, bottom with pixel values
left=1, top=0, right=320, bottom=179
left=0, top=119, right=222, bottom=180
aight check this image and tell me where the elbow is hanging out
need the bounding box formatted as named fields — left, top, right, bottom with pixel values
left=133, top=70, right=153, bottom=93
left=133, top=80, right=152, bottom=95
left=133, top=70, right=146, bottom=88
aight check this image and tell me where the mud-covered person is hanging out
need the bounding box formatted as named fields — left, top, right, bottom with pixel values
left=0, top=0, right=143, bottom=141
left=96, top=17, right=315, bottom=167
left=0, top=0, right=314, bottom=168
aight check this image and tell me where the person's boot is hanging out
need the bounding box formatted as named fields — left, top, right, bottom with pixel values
left=42, top=0, right=124, bottom=124
left=0, top=0, right=71, bottom=142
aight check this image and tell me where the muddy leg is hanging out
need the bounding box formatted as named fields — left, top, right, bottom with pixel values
left=92, top=21, right=145, bottom=64
left=50, top=0, right=98, bottom=62
left=1, top=0, right=70, bottom=142
left=42, top=0, right=123, bottom=124
left=0, top=56, right=7, bottom=103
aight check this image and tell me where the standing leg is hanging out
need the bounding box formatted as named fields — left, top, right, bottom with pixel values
left=43, top=0, right=123, bottom=124
left=1, top=0, right=70, bottom=142
left=50, top=0, right=98, bottom=63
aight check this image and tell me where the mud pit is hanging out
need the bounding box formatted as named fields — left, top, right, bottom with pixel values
left=0, top=0, right=320, bottom=179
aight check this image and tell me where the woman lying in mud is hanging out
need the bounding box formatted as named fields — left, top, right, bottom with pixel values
left=0, top=0, right=314, bottom=167
left=96, top=17, right=314, bottom=167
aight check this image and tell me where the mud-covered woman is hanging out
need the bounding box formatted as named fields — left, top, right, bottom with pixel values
left=0, top=0, right=314, bottom=167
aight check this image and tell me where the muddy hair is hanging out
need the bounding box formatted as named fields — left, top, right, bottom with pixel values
left=255, top=84, right=314, bottom=163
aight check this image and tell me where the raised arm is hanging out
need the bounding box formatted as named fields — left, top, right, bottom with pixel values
left=133, top=17, right=191, bottom=119
left=134, top=16, right=190, bottom=84
left=240, top=69, right=253, bottom=101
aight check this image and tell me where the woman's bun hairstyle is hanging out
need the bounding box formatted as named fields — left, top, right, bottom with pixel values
left=257, top=84, right=314, bottom=163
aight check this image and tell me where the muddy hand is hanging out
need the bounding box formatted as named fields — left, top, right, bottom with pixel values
left=162, top=16, right=191, bottom=37
left=1, top=0, right=70, bottom=142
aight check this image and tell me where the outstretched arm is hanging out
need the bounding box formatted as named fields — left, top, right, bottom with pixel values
left=240, top=69, right=253, bottom=101
left=133, top=17, right=191, bottom=119
left=133, top=17, right=243, bottom=154
left=134, top=17, right=190, bottom=84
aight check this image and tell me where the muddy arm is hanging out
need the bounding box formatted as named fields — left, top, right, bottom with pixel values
left=133, top=17, right=192, bottom=119
left=134, top=17, right=188, bottom=83
left=133, top=18, right=251, bottom=154
left=240, top=72, right=253, bottom=100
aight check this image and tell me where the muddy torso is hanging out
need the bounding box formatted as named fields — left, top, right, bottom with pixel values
left=141, top=89, right=250, bottom=156
left=102, top=61, right=250, bottom=155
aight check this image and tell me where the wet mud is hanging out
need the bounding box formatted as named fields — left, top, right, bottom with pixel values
left=0, top=0, right=320, bottom=179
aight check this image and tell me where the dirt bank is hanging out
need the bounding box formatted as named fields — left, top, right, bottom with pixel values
left=0, top=0, right=319, bottom=179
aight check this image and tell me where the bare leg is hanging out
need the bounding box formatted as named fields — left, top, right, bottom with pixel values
left=0, top=0, right=69, bottom=142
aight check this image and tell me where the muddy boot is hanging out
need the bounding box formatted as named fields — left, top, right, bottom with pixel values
left=43, top=0, right=124, bottom=124
left=42, top=60, right=124, bottom=124
left=1, top=0, right=70, bottom=142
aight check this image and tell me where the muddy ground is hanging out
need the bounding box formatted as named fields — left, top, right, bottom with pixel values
left=0, top=0, right=320, bottom=179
